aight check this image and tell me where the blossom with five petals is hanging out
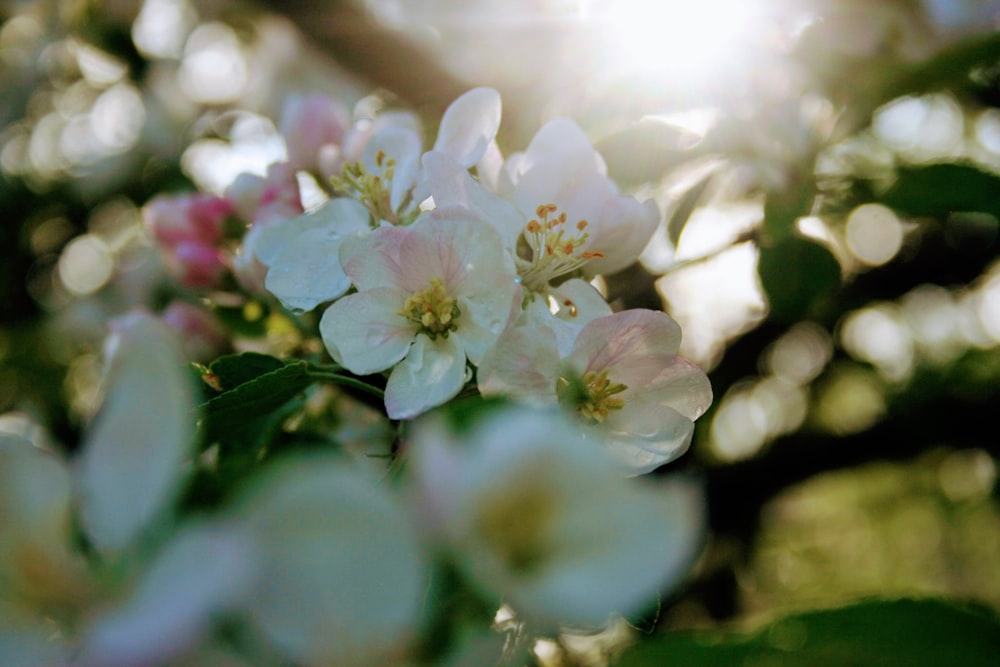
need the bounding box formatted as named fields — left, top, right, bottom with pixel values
left=408, top=406, right=705, bottom=627
left=320, top=210, right=518, bottom=419
left=423, top=115, right=660, bottom=294
left=478, top=309, right=713, bottom=473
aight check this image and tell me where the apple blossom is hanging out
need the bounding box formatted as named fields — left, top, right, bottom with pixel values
left=235, top=457, right=427, bottom=666
left=320, top=211, right=518, bottom=419
left=423, top=116, right=660, bottom=294
left=278, top=92, right=351, bottom=174
left=478, top=309, right=713, bottom=474
left=408, top=407, right=705, bottom=628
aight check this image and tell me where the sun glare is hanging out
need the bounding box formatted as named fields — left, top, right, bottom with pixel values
left=584, top=0, right=766, bottom=85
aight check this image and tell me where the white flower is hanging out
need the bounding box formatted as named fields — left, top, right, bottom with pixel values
left=259, top=197, right=371, bottom=313
left=0, top=311, right=217, bottom=666
left=478, top=309, right=713, bottom=474
left=408, top=407, right=705, bottom=628
left=320, top=211, right=518, bottom=419
left=423, top=117, right=660, bottom=293
left=235, top=457, right=426, bottom=667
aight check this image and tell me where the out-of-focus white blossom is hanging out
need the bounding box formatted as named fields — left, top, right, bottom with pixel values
left=408, top=407, right=705, bottom=627
left=236, top=457, right=427, bottom=667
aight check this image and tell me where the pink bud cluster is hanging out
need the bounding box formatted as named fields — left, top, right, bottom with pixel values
left=143, top=193, right=233, bottom=289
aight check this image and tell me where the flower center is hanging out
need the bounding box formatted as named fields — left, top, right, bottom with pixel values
left=515, top=203, right=605, bottom=292
left=558, top=369, right=628, bottom=424
left=331, top=150, right=404, bottom=225
left=399, top=277, right=461, bottom=339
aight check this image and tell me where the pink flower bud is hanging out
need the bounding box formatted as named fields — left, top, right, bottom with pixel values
left=160, top=300, right=229, bottom=362
left=225, top=163, right=303, bottom=227
left=279, top=93, right=351, bottom=173
left=172, top=242, right=228, bottom=290
left=144, top=193, right=232, bottom=247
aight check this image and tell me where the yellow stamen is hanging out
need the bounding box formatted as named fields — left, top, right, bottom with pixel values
left=398, top=278, right=461, bottom=339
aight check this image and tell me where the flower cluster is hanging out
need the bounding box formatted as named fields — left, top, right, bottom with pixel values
left=1, top=87, right=715, bottom=666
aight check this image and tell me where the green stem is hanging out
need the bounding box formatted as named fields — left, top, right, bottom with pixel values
left=306, top=370, right=385, bottom=399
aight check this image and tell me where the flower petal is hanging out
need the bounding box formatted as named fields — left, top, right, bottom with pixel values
left=265, top=226, right=352, bottom=313
left=77, top=522, right=258, bottom=667
left=75, top=312, right=195, bottom=555
left=422, top=151, right=524, bottom=248
left=434, top=87, right=502, bottom=169
left=476, top=323, right=560, bottom=402
left=319, top=288, right=412, bottom=375
left=385, top=334, right=467, bottom=419
left=240, top=458, right=425, bottom=666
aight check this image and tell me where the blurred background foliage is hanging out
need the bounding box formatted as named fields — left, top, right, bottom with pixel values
left=1, top=0, right=1000, bottom=653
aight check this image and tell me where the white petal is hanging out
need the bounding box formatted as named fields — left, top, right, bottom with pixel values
left=265, top=226, right=352, bottom=313
left=408, top=407, right=704, bottom=626
left=583, top=197, right=660, bottom=277
left=602, top=408, right=696, bottom=475
left=548, top=279, right=613, bottom=356
left=254, top=198, right=369, bottom=268
left=476, top=323, right=560, bottom=401
left=385, top=334, right=467, bottom=419
left=75, top=312, right=195, bottom=555
left=422, top=151, right=524, bottom=248
left=0, top=435, right=73, bottom=556
left=570, top=309, right=683, bottom=381
left=364, top=125, right=422, bottom=213
left=0, top=613, right=70, bottom=667
left=78, top=522, right=258, bottom=667
left=434, top=87, right=502, bottom=169
left=319, top=289, right=412, bottom=375
left=240, top=458, right=425, bottom=667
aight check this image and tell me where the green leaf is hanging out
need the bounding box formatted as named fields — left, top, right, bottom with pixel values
left=758, top=237, right=840, bottom=322
left=764, top=181, right=814, bottom=243
left=880, top=163, right=1000, bottom=220
left=200, top=360, right=314, bottom=445
left=207, top=352, right=286, bottom=391
left=615, top=599, right=1000, bottom=667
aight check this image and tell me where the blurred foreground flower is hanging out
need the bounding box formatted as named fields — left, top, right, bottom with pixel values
left=408, top=406, right=706, bottom=628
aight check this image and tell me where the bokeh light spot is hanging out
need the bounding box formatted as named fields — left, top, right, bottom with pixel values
left=57, top=235, right=114, bottom=296
left=845, top=203, right=903, bottom=267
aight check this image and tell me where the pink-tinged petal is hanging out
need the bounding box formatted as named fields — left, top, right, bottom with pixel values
left=385, top=334, right=467, bottom=419
left=630, top=356, right=714, bottom=422
left=422, top=151, right=524, bottom=248
left=364, top=125, right=422, bottom=214
left=76, top=312, right=196, bottom=555
left=77, top=522, right=258, bottom=667
left=434, top=87, right=502, bottom=169
left=279, top=93, right=350, bottom=173
left=570, top=310, right=683, bottom=381
left=265, top=227, right=352, bottom=313
left=340, top=224, right=408, bottom=291
left=583, top=197, right=660, bottom=277
left=602, top=404, right=695, bottom=474
left=319, top=289, right=412, bottom=375
left=393, top=215, right=477, bottom=293
left=476, top=324, right=560, bottom=401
